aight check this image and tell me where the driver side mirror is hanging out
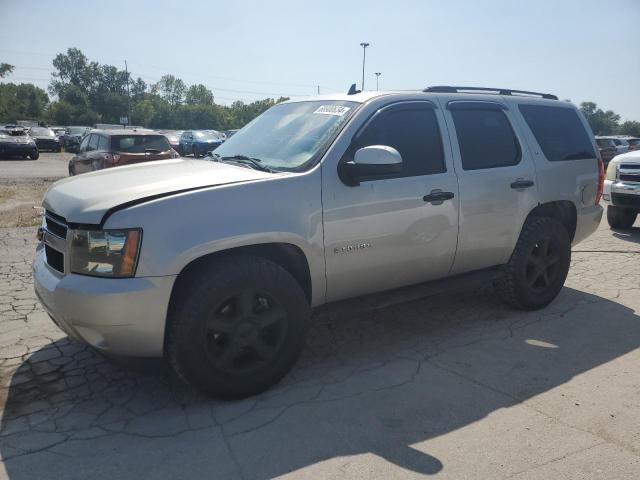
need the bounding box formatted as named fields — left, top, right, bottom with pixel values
left=339, top=145, right=403, bottom=186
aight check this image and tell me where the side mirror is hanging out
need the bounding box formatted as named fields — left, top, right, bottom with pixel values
left=339, top=145, right=403, bottom=186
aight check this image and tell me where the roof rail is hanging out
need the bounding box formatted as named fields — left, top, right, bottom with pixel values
left=424, top=86, right=558, bottom=100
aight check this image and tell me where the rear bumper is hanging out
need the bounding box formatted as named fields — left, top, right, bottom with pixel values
left=573, top=204, right=603, bottom=246
left=33, top=245, right=176, bottom=357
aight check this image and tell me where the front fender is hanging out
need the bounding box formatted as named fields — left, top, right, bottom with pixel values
left=104, top=171, right=326, bottom=305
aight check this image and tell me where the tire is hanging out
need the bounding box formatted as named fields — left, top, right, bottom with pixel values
left=29, top=149, right=39, bottom=160
left=496, top=217, right=571, bottom=311
left=167, top=255, right=310, bottom=399
left=193, top=146, right=200, bottom=158
left=68, top=162, right=75, bottom=176
left=607, top=206, right=637, bottom=229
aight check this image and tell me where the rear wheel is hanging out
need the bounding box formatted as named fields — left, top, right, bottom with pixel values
left=167, top=255, right=310, bottom=399
left=496, top=217, right=571, bottom=310
left=607, top=206, right=637, bottom=229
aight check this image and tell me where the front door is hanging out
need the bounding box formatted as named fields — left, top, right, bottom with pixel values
left=322, top=101, right=460, bottom=302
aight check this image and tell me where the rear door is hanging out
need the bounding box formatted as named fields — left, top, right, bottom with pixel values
left=322, top=101, right=460, bottom=302
left=440, top=98, right=538, bottom=274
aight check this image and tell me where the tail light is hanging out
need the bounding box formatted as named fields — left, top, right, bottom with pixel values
left=595, top=154, right=604, bottom=205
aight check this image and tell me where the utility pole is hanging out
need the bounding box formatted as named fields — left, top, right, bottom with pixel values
left=317, top=85, right=320, bottom=95
left=360, top=42, right=369, bottom=91
left=124, top=60, right=132, bottom=126
left=374, top=72, right=381, bottom=91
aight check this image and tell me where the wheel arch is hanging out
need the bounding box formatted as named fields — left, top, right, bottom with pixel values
left=168, top=241, right=313, bottom=310
left=525, top=200, right=577, bottom=241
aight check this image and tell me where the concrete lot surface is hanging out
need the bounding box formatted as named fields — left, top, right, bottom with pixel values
left=0, top=152, right=70, bottom=179
left=0, top=216, right=639, bottom=479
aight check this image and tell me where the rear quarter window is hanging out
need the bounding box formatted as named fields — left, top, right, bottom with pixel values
left=112, top=135, right=171, bottom=153
left=519, top=105, right=596, bottom=161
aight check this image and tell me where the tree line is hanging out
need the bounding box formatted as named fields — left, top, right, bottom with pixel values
left=1, top=48, right=639, bottom=137
left=0, top=49, right=288, bottom=130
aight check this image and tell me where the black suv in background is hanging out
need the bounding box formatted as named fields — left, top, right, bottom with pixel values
left=64, top=126, right=91, bottom=153
left=596, top=137, right=617, bottom=167
left=28, top=126, right=61, bottom=152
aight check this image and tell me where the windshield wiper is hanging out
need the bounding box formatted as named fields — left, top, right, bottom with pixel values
left=213, top=154, right=275, bottom=173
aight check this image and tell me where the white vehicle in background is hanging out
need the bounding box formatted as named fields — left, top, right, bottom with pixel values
left=603, top=150, right=640, bottom=228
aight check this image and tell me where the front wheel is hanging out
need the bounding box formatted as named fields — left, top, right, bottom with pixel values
left=167, top=256, right=310, bottom=399
left=496, top=217, right=571, bottom=310
left=607, top=206, right=637, bottom=229
left=29, top=149, right=39, bottom=160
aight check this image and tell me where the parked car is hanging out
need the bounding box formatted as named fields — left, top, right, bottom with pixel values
left=67, top=129, right=179, bottom=175
left=28, top=126, right=61, bottom=152
left=603, top=149, right=640, bottom=229
left=64, top=126, right=91, bottom=153
left=595, top=137, right=617, bottom=166
left=34, top=86, right=603, bottom=399
left=0, top=128, right=38, bottom=159
left=599, top=136, right=629, bottom=155
left=620, top=136, right=639, bottom=152
left=179, top=130, right=225, bottom=157
left=159, top=130, right=184, bottom=153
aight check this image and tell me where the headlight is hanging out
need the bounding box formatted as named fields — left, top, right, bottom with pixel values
left=70, top=229, right=142, bottom=278
left=605, top=161, right=618, bottom=181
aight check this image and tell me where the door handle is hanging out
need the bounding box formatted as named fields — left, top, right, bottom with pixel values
left=423, top=190, right=455, bottom=204
left=510, top=179, right=534, bottom=189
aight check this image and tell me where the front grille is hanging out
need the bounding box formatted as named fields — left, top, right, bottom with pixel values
left=620, top=164, right=640, bottom=170
left=45, top=213, right=67, bottom=238
left=612, top=193, right=640, bottom=208
left=45, top=245, right=64, bottom=273
left=43, top=211, right=68, bottom=273
left=619, top=174, right=640, bottom=183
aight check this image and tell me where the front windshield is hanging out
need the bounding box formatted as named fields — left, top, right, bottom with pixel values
left=30, top=127, right=54, bottom=136
left=194, top=130, right=222, bottom=140
left=213, top=100, right=358, bottom=172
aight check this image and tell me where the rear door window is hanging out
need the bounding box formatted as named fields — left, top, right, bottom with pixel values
left=519, top=105, right=596, bottom=161
left=450, top=108, right=520, bottom=170
left=97, top=135, right=109, bottom=151
left=112, top=135, right=171, bottom=153
left=87, top=134, right=99, bottom=152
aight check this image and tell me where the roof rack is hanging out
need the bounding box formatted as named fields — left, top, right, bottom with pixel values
left=423, top=86, right=558, bottom=100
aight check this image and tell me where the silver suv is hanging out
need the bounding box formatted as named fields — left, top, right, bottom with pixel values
left=33, top=86, right=604, bottom=398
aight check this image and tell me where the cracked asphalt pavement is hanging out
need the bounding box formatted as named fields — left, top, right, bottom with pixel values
left=1, top=218, right=639, bottom=479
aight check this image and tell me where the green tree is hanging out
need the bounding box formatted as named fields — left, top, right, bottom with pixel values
left=185, top=84, right=214, bottom=105
left=152, top=74, right=186, bottom=107
left=0, top=83, right=49, bottom=122
left=580, top=101, right=620, bottom=135
left=0, top=63, right=14, bottom=78
left=619, top=121, right=640, bottom=137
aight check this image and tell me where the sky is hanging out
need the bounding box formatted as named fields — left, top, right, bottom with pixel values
left=1, top=0, right=639, bottom=120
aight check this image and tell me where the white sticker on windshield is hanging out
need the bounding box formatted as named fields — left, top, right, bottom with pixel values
left=314, top=105, right=351, bottom=116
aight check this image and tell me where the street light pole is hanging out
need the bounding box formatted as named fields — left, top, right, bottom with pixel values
left=360, top=42, right=369, bottom=91
left=374, top=72, right=381, bottom=91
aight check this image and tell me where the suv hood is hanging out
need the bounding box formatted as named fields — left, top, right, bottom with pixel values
left=44, top=158, right=275, bottom=224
